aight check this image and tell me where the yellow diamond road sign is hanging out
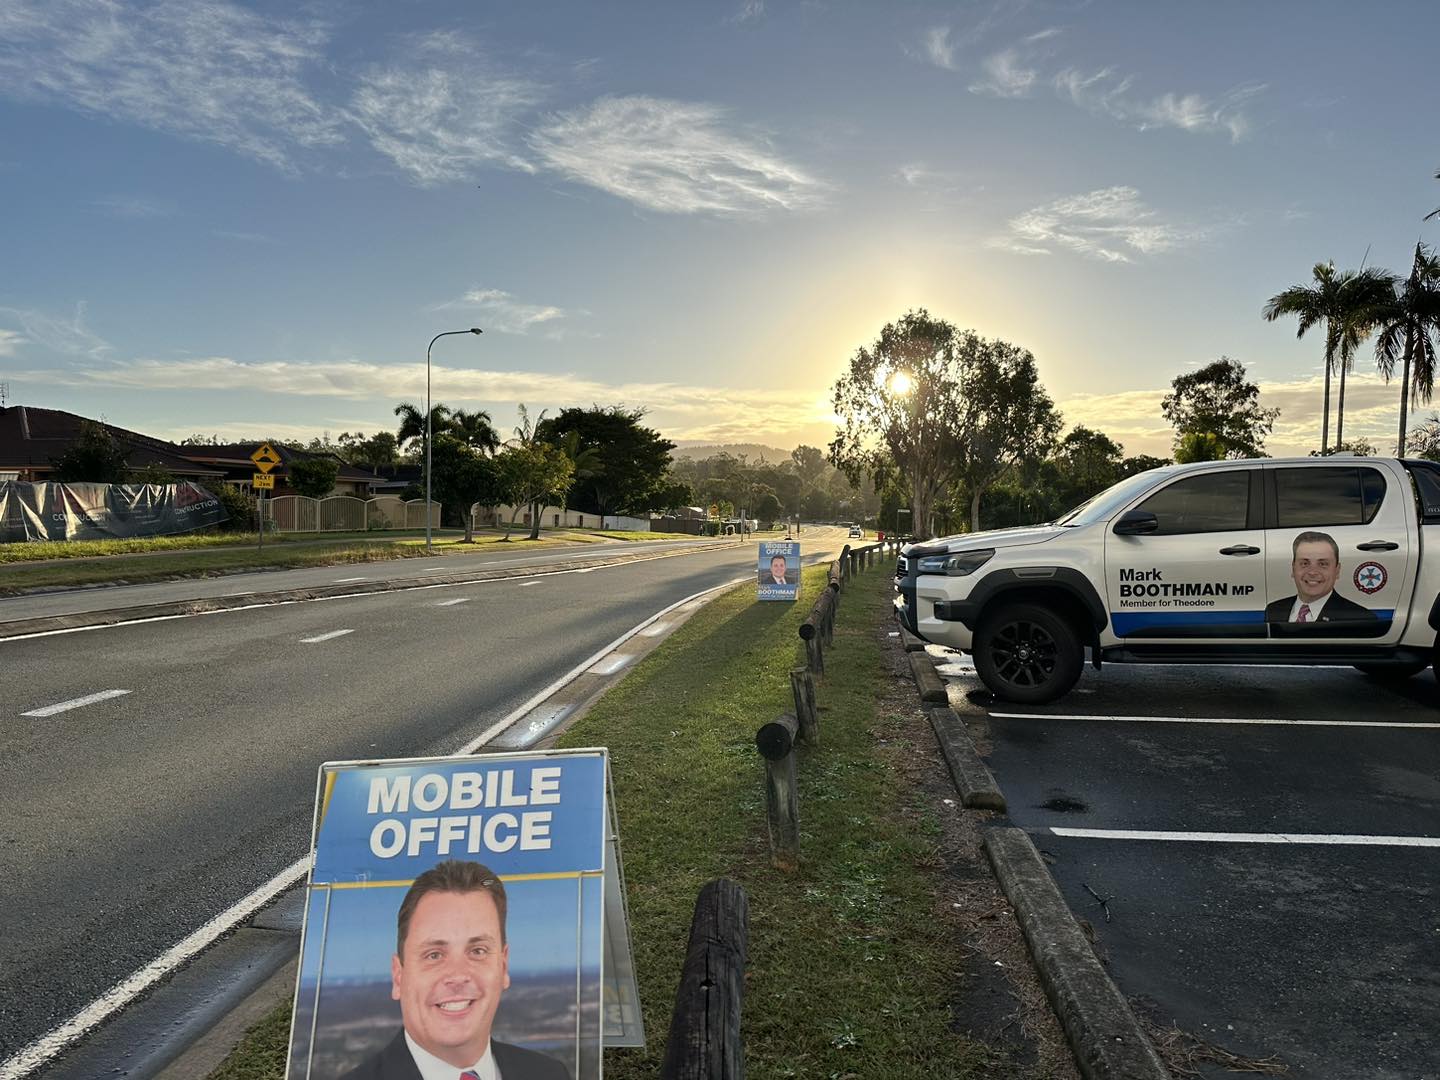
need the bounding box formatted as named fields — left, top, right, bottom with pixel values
left=252, top=472, right=275, bottom=490
left=251, top=442, right=282, bottom=472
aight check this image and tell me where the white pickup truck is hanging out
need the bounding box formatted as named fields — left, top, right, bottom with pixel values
left=894, top=456, right=1440, bottom=703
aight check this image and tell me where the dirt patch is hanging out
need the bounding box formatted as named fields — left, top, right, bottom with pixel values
left=874, top=624, right=1081, bottom=1079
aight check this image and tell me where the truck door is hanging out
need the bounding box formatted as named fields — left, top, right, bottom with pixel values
left=1263, top=464, right=1413, bottom=643
left=1105, top=468, right=1267, bottom=640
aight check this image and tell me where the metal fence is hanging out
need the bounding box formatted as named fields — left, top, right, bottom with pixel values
left=265, top=495, right=440, bottom=533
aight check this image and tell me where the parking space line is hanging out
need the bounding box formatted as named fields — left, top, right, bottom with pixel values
left=992, top=712, right=1440, bottom=730
left=299, top=629, right=354, bottom=644
left=21, top=690, right=132, bottom=718
left=1052, top=827, right=1440, bottom=847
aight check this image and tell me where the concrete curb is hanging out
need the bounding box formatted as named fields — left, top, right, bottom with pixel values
left=0, top=540, right=736, bottom=641
left=983, top=827, right=1171, bottom=1080
left=926, top=706, right=1006, bottom=812
left=908, top=650, right=949, bottom=703
left=899, top=627, right=928, bottom=652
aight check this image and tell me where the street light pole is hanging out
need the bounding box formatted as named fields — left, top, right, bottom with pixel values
left=425, top=328, right=483, bottom=554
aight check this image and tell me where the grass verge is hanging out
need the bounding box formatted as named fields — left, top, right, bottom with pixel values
left=208, top=565, right=992, bottom=1079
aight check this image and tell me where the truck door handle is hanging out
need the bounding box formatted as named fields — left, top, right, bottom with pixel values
left=1356, top=540, right=1399, bottom=552
left=1218, top=545, right=1261, bottom=556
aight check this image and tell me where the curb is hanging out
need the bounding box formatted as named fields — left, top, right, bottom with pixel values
left=926, top=706, right=1006, bottom=812
left=908, top=650, right=949, bottom=703
left=983, top=827, right=1171, bottom=1080
left=899, top=627, right=928, bottom=652
left=0, top=540, right=737, bottom=641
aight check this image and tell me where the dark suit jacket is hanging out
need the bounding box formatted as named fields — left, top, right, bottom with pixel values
left=339, top=1029, right=570, bottom=1080
left=1264, top=593, right=1378, bottom=624
left=758, top=570, right=790, bottom=585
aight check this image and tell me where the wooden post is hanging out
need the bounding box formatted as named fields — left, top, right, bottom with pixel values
left=838, top=544, right=851, bottom=581
left=755, top=714, right=800, bottom=869
left=827, top=560, right=842, bottom=592
left=805, top=634, right=824, bottom=674
left=661, top=878, right=748, bottom=1080
left=790, top=667, right=818, bottom=743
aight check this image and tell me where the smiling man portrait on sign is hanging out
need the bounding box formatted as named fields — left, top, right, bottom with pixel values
left=341, top=859, right=569, bottom=1080
left=1264, top=531, right=1378, bottom=626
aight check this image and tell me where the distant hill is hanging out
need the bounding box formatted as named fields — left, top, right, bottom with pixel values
left=670, top=442, right=792, bottom=463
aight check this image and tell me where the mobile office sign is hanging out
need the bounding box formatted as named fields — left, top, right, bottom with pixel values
left=758, top=539, right=800, bottom=602
left=288, top=748, right=642, bottom=1080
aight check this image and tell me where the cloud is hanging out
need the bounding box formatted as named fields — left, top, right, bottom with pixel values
left=348, top=32, right=541, bottom=185
left=431, top=288, right=579, bottom=336
left=0, top=329, right=25, bottom=357
left=0, top=302, right=110, bottom=359
left=0, top=0, right=343, bottom=171
left=528, top=95, right=826, bottom=215
left=730, top=1, right=765, bottom=24
left=91, top=195, right=176, bottom=219
left=970, top=47, right=1040, bottom=97
left=988, top=186, right=1215, bottom=263
left=1054, top=67, right=1263, bottom=142
left=921, top=27, right=958, bottom=71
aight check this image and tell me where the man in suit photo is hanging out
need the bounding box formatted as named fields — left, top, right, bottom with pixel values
left=759, top=553, right=790, bottom=585
left=342, top=859, right=570, bottom=1080
left=1264, top=531, right=1378, bottom=625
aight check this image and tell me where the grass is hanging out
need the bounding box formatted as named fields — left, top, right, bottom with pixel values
left=207, top=565, right=990, bottom=1079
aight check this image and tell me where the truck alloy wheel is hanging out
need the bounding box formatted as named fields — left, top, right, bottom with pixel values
left=974, top=602, right=1083, bottom=704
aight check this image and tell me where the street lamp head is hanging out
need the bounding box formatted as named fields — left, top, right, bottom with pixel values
left=470, top=327, right=483, bottom=335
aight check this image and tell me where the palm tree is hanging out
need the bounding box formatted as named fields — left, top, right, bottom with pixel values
left=1263, top=263, right=1393, bottom=452
left=1375, top=242, right=1440, bottom=455
left=448, top=408, right=502, bottom=455
left=393, top=401, right=452, bottom=461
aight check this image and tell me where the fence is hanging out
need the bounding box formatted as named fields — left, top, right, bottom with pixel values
left=265, top=495, right=440, bottom=533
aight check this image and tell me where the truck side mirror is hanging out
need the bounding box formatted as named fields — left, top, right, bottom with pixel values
left=1113, top=510, right=1160, bottom=536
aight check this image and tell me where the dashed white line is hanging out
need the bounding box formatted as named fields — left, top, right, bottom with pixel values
left=332, top=576, right=368, bottom=583
left=1051, top=827, right=1440, bottom=848
left=991, top=712, right=1440, bottom=730
left=435, top=598, right=471, bottom=607
left=20, top=690, right=132, bottom=717
left=299, top=629, right=354, bottom=644
left=518, top=581, right=540, bottom=587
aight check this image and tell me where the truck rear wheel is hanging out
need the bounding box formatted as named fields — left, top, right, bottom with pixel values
left=974, top=602, right=1084, bottom=704
left=1353, top=660, right=1429, bottom=681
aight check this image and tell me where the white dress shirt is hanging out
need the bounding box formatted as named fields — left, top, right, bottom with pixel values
left=404, top=1032, right=501, bottom=1080
left=1288, top=592, right=1331, bottom=622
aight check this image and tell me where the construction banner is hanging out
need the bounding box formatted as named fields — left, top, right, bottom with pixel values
left=0, top=481, right=227, bottom=542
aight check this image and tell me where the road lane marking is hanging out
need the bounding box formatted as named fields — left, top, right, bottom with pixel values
left=332, top=576, right=368, bottom=583
left=435, top=598, right=471, bottom=607
left=20, top=689, right=131, bottom=717
left=1051, top=827, right=1440, bottom=847
left=991, top=712, right=1440, bottom=730
left=300, top=629, right=354, bottom=643
left=588, top=654, right=635, bottom=675
left=518, top=580, right=540, bottom=587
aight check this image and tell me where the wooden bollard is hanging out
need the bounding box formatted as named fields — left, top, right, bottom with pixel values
left=799, top=606, right=825, bottom=673
left=660, top=878, right=748, bottom=1080
left=838, top=544, right=851, bottom=581
left=789, top=667, right=818, bottom=743
left=755, top=714, right=800, bottom=868
left=827, top=560, right=842, bottom=592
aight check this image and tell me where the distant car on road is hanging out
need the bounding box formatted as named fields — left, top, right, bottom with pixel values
left=848, top=525, right=863, bottom=538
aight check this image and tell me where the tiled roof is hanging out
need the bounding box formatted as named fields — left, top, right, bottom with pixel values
left=0, top=405, right=224, bottom=476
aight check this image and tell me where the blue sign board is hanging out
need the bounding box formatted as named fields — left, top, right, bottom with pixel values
left=757, top=540, right=800, bottom=602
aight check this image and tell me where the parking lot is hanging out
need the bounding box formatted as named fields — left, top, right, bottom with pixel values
left=942, top=653, right=1440, bottom=1080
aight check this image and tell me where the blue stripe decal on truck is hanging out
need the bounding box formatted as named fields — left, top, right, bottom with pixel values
left=1111, top=609, right=1395, bottom=636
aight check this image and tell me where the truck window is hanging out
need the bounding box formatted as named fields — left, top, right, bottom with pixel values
left=1273, top=466, right=1384, bottom=527
left=1407, top=464, right=1440, bottom=522
left=1134, top=472, right=1250, bottom=534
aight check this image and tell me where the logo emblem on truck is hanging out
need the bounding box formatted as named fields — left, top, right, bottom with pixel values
left=1354, top=561, right=1387, bottom=594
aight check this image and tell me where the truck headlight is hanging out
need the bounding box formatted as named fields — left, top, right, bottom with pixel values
left=916, top=548, right=995, bottom=576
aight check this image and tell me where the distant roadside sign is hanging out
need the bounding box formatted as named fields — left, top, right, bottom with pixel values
left=253, top=472, right=275, bottom=490
left=251, top=442, right=282, bottom=472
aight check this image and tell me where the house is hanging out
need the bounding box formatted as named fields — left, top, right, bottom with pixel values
left=0, top=405, right=225, bottom=484
left=180, top=443, right=379, bottom=497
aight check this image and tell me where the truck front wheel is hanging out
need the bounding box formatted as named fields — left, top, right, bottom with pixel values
left=974, top=602, right=1084, bottom=704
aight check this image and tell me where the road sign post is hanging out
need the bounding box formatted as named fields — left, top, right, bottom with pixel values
left=251, top=443, right=281, bottom=551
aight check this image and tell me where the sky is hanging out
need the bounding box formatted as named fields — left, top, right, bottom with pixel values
left=2, top=0, right=1439, bottom=459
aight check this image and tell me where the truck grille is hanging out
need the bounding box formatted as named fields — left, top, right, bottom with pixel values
left=895, top=556, right=907, bottom=578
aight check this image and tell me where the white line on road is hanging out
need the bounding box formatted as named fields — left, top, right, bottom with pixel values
left=518, top=581, right=540, bottom=587
left=0, top=859, right=310, bottom=1080
left=991, top=711, right=1440, bottom=730
left=1051, top=827, right=1440, bottom=847
left=20, top=689, right=131, bottom=717
left=299, top=629, right=354, bottom=644
left=332, top=576, right=368, bottom=583
left=435, top=598, right=471, bottom=607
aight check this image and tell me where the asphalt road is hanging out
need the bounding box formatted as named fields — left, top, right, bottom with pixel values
left=0, top=528, right=849, bottom=1064
left=949, top=660, right=1440, bottom=1080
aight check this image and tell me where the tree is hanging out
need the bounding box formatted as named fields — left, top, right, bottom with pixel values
left=428, top=434, right=512, bottom=541
left=950, top=334, right=1061, bottom=532
left=288, top=457, right=341, bottom=498
left=449, top=409, right=502, bottom=455
left=1309, top=438, right=1376, bottom=457
left=394, top=401, right=452, bottom=461
left=1119, top=454, right=1171, bottom=478
left=789, top=445, right=827, bottom=482
left=1051, top=426, right=1123, bottom=507
left=535, top=406, right=675, bottom=522
left=128, top=462, right=176, bottom=485
left=1408, top=413, right=1440, bottom=461
left=52, top=421, right=128, bottom=483
left=498, top=443, right=575, bottom=540
left=755, top=491, right=783, bottom=524
left=1374, top=242, right=1440, bottom=455
left=1263, top=262, right=1394, bottom=451
left=336, top=431, right=400, bottom=468
left=831, top=310, right=964, bottom=539
left=1160, top=357, right=1278, bottom=460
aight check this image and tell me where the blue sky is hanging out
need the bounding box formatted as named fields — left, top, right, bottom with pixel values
left=2, top=0, right=1438, bottom=457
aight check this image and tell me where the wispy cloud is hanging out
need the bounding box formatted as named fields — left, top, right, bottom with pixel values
left=0, top=329, right=26, bottom=357
left=90, top=195, right=176, bottom=219
left=1054, top=67, right=1263, bottom=142
left=968, top=28, right=1061, bottom=98
left=431, top=288, right=579, bottom=337
left=0, top=302, right=111, bottom=359
left=348, top=32, right=541, bottom=185
left=730, top=1, right=765, bottom=24
left=921, top=27, right=958, bottom=71
left=529, top=95, right=825, bottom=215
left=988, top=186, right=1215, bottom=263
left=0, top=0, right=343, bottom=171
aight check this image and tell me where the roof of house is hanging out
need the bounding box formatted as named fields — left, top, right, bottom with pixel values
left=180, top=442, right=380, bottom=483
left=0, top=405, right=224, bottom=477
